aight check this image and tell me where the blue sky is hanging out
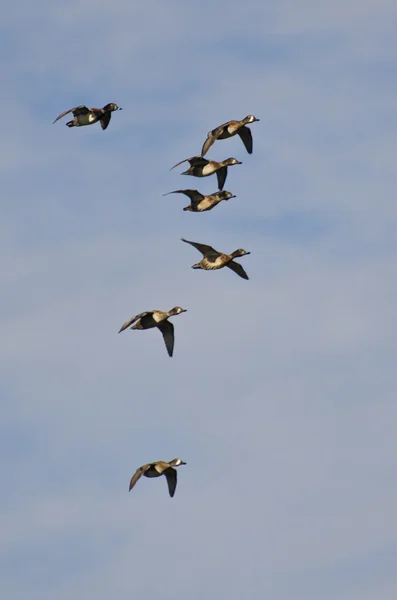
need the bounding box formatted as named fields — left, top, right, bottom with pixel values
left=1, top=1, right=397, bottom=599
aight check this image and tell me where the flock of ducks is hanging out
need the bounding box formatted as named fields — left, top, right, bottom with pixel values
left=53, top=103, right=259, bottom=497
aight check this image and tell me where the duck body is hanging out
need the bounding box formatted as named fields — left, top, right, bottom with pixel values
left=201, top=114, right=260, bottom=156
left=171, top=156, right=241, bottom=190
left=199, top=255, right=230, bottom=270
left=131, top=311, right=167, bottom=330
left=118, top=306, right=187, bottom=357
left=163, top=189, right=235, bottom=212
left=181, top=238, right=250, bottom=280
left=53, top=103, right=122, bottom=130
left=129, top=458, right=186, bottom=497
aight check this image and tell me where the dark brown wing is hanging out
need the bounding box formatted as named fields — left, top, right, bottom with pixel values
left=164, top=468, right=177, bottom=497
left=181, top=238, right=219, bottom=258
left=201, top=132, right=216, bottom=157
left=170, top=157, right=189, bottom=170
left=163, top=189, right=204, bottom=204
left=100, top=112, right=112, bottom=130
left=129, top=464, right=151, bottom=491
left=237, top=126, right=253, bottom=154
left=216, top=167, right=227, bottom=191
left=157, top=320, right=175, bottom=357
left=188, top=156, right=208, bottom=167
left=73, top=106, right=92, bottom=116
left=201, top=123, right=229, bottom=156
left=52, top=105, right=89, bottom=124
left=226, top=260, right=249, bottom=280
left=118, top=311, right=151, bottom=333
left=170, top=156, right=208, bottom=170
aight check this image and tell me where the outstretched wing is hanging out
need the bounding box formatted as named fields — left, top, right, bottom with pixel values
left=226, top=260, right=249, bottom=280
left=164, top=468, right=177, bottom=497
left=118, top=311, right=151, bottom=333
left=181, top=238, right=219, bottom=258
left=129, top=464, right=151, bottom=491
left=100, top=112, right=112, bottom=130
left=52, top=105, right=89, bottom=124
left=237, top=126, right=253, bottom=154
left=170, top=158, right=189, bottom=170
left=163, top=189, right=204, bottom=204
left=216, top=167, right=227, bottom=191
left=201, top=132, right=216, bottom=157
left=164, top=189, right=204, bottom=209
left=201, top=123, right=229, bottom=156
left=157, top=320, right=175, bottom=357
left=170, top=156, right=208, bottom=170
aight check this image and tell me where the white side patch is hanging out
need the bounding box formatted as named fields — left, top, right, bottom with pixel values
left=202, top=164, right=215, bottom=176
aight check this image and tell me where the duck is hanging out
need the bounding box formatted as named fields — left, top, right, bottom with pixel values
left=53, top=103, right=122, bottom=130
left=118, top=306, right=187, bottom=357
left=201, top=115, right=260, bottom=156
left=181, top=238, right=250, bottom=280
left=129, top=458, right=186, bottom=498
left=163, top=189, right=236, bottom=212
left=171, top=156, right=241, bottom=191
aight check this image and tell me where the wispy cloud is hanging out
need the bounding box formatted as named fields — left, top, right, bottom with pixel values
left=1, top=1, right=397, bottom=600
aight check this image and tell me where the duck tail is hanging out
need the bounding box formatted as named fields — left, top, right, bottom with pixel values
left=183, top=205, right=192, bottom=211
left=66, top=120, right=75, bottom=128
left=192, top=262, right=202, bottom=270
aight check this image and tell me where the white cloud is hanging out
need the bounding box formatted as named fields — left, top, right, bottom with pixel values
left=1, top=1, right=397, bottom=599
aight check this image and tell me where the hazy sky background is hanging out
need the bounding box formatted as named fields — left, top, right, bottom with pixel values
left=2, top=1, right=397, bottom=599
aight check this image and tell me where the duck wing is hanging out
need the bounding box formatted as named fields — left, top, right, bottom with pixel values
left=118, top=311, right=151, bottom=333
left=157, top=320, right=175, bottom=357
left=52, top=105, right=89, bottom=124
left=226, top=260, right=249, bottom=280
left=100, top=112, right=111, bottom=130
left=201, top=123, right=230, bottom=156
left=164, top=467, right=177, bottom=497
left=237, top=126, right=253, bottom=154
left=216, top=167, right=227, bottom=191
left=201, top=131, right=217, bottom=157
left=170, top=156, right=208, bottom=170
left=163, top=189, right=204, bottom=205
left=181, top=238, right=219, bottom=258
left=129, top=463, right=151, bottom=491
